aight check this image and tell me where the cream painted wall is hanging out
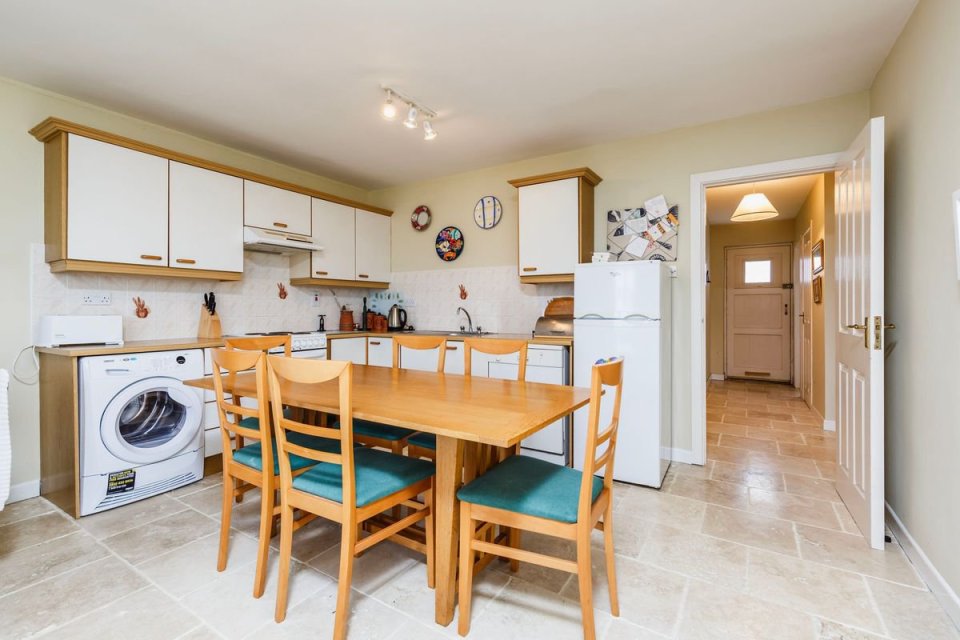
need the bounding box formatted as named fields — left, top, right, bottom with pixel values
left=792, top=174, right=836, bottom=422
left=373, top=92, right=871, bottom=454
left=706, top=218, right=797, bottom=378
left=871, top=0, right=960, bottom=596
left=0, top=77, right=368, bottom=493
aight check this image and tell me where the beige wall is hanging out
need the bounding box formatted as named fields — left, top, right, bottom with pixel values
left=0, top=77, right=368, bottom=493
left=871, top=0, right=960, bottom=596
left=374, top=92, right=871, bottom=453
left=792, top=174, right=836, bottom=421
left=706, top=219, right=797, bottom=378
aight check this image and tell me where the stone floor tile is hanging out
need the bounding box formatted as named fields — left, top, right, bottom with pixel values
left=711, top=461, right=785, bottom=492
left=102, top=508, right=218, bottom=565
left=138, top=531, right=260, bottom=599
left=0, top=496, right=55, bottom=527
left=701, top=505, right=799, bottom=556
left=640, top=523, right=748, bottom=590
left=75, top=493, right=188, bottom=539
left=0, top=511, right=79, bottom=553
left=867, top=576, right=960, bottom=640
left=747, top=488, right=841, bottom=529
left=0, top=530, right=108, bottom=596
left=615, top=484, right=706, bottom=532
left=309, top=539, right=422, bottom=596
left=795, top=524, right=924, bottom=588
left=784, top=473, right=841, bottom=502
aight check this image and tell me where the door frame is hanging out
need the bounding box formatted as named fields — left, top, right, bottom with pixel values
left=689, top=152, right=843, bottom=465
left=722, top=242, right=794, bottom=382
left=798, top=225, right=814, bottom=406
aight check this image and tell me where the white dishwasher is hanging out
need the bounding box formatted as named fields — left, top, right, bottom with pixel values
left=487, top=345, right=570, bottom=466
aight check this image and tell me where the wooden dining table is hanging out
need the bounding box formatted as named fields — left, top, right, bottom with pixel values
left=185, top=363, right=591, bottom=627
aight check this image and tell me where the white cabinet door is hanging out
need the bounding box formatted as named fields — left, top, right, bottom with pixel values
left=243, top=180, right=311, bottom=236
left=367, top=337, right=393, bottom=367
left=311, top=199, right=356, bottom=280
left=329, top=337, right=366, bottom=365
left=67, top=134, right=169, bottom=266
left=169, top=162, right=244, bottom=273
left=517, top=177, right=579, bottom=276
left=355, top=210, right=391, bottom=283
left=443, top=342, right=465, bottom=375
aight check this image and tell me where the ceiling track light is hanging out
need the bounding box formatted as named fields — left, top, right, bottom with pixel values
left=380, top=86, right=439, bottom=141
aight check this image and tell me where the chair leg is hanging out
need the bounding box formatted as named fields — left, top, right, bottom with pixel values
left=216, top=472, right=233, bottom=572
left=253, top=483, right=273, bottom=598
left=508, top=527, right=521, bottom=572
left=273, top=503, right=295, bottom=623
left=603, top=503, right=619, bottom=617
left=391, top=440, right=404, bottom=520
left=576, top=527, right=597, bottom=640
left=457, top=502, right=475, bottom=637
left=234, top=475, right=244, bottom=504
left=333, top=519, right=358, bottom=640
left=425, top=479, right=435, bottom=589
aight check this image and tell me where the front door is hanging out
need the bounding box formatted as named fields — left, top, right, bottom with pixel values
left=725, top=244, right=792, bottom=381
left=836, top=117, right=887, bottom=550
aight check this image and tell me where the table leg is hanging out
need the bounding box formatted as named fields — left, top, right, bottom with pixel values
left=434, top=435, right=464, bottom=626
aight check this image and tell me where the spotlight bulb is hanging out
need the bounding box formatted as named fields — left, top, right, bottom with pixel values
left=423, top=120, right=438, bottom=141
left=381, top=92, right=396, bottom=120
left=403, top=106, right=419, bottom=129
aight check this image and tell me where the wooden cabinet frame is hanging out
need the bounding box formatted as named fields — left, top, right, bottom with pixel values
left=508, top=167, right=602, bottom=284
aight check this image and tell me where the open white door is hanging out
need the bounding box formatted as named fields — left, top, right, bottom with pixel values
left=835, top=117, right=887, bottom=549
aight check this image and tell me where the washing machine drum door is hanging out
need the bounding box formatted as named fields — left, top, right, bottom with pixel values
left=100, top=377, right=203, bottom=464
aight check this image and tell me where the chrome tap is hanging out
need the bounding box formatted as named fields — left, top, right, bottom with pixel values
left=457, top=307, right=473, bottom=334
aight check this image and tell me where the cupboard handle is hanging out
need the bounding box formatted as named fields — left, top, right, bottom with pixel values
left=273, top=221, right=288, bottom=228
left=176, top=258, right=196, bottom=265
left=522, top=267, right=538, bottom=272
left=445, top=346, right=459, bottom=351
left=140, top=254, right=163, bottom=261
left=315, top=270, right=329, bottom=276
left=357, top=274, right=370, bottom=279
left=369, top=341, right=381, bottom=345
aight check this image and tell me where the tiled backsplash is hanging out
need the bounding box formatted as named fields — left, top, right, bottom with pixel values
left=30, top=245, right=571, bottom=342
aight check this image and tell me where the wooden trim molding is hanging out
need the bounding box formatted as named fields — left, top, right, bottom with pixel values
left=48, top=259, right=242, bottom=281
left=520, top=274, right=574, bottom=284
left=30, top=117, right=392, bottom=216
left=507, top=167, right=603, bottom=188
left=289, top=276, right=389, bottom=289
left=39, top=353, right=80, bottom=517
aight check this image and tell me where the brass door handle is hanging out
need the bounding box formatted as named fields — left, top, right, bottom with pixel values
left=315, top=270, right=329, bottom=276
left=176, top=258, right=196, bottom=265
left=522, top=267, right=538, bottom=272
left=357, top=274, right=369, bottom=279
left=369, top=341, right=381, bottom=346
left=884, top=323, right=897, bottom=330
left=273, top=221, right=288, bottom=228
left=140, top=254, right=163, bottom=261
left=846, top=323, right=867, bottom=330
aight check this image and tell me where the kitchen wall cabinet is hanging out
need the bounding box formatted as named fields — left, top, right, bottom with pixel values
left=329, top=337, right=367, bottom=364
left=67, top=134, right=169, bottom=267
left=355, top=209, right=391, bottom=284
left=243, top=180, right=311, bottom=236
left=169, top=162, right=244, bottom=273
left=290, top=206, right=392, bottom=289
left=366, top=337, right=393, bottom=367
left=31, top=118, right=390, bottom=282
left=509, top=168, right=602, bottom=284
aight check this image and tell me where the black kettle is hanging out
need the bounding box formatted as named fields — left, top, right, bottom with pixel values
left=387, top=304, right=407, bottom=331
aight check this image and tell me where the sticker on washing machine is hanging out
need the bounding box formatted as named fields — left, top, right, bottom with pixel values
left=106, top=469, right=136, bottom=495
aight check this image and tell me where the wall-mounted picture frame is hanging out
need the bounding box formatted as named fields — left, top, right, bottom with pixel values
left=812, top=239, right=824, bottom=275
left=813, top=275, right=823, bottom=304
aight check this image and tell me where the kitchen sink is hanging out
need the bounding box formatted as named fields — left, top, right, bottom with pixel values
left=415, top=330, right=494, bottom=337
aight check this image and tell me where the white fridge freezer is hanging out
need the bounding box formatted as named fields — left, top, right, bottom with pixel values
left=573, top=261, right=672, bottom=487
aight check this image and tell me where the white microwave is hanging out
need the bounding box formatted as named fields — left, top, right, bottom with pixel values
left=37, top=315, right=123, bottom=347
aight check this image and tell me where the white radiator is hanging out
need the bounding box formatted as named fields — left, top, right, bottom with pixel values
left=0, top=369, right=10, bottom=508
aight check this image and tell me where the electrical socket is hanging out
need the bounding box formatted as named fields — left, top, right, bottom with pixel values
left=82, top=293, right=112, bottom=306
left=311, top=292, right=322, bottom=307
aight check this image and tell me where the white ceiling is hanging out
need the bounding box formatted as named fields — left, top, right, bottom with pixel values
left=0, top=1, right=916, bottom=190
left=706, top=174, right=820, bottom=225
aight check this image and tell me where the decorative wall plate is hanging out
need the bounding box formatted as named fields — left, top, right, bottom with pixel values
left=411, top=204, right=431, bottom=230
left=473, top=196, right=502, bottom=229
left=435, top=226, right=464, bottom=261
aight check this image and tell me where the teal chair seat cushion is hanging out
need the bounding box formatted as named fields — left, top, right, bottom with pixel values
left=353, top=419, right=415, bottom=442
left=457, top=455, right=603, bottom=524
left=292, top=447, right=434, bottom=507
left=232, top=431, right=340, bottom=475
left=407, top=432, right=436, bottom=450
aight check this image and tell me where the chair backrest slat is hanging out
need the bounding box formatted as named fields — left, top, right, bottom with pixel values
left=463, top=338, right=528, bottom=381
left=577, top=358, right=624, bottom=522
left=391, top=335, right=448, bottom=372
left=266, top=355, right=356, bottom=511
left=210, top=348, right=272, bottom=471
left=225, top=335, right=293, bottom=357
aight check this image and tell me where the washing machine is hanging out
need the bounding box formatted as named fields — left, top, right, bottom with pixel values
left=79, top=349, right=205, bottom=516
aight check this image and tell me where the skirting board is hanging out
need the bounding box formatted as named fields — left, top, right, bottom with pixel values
left=4, top=480, right=40, bottom=505
left=823, top=419, right=836, bottom=432
left=669, top=448, right=697, bottom=465
left=709, top=373, right=726, bottom=381
left=886, top=502, right=960, bottom=630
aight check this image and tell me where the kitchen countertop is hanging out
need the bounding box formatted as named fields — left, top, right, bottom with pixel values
left=36, top=337, right=226, bottom=357
left=324, top=330, right=573, bottom=347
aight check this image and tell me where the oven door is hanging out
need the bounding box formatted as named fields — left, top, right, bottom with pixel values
left=291, top=349, right=327, bottom=360
left=100, top=377, right=203, bottom=464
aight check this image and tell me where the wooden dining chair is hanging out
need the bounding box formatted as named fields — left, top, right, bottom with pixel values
left=351, top=335, right=447, bottom=455
left=456, top=357, right=625, bottom=640
left=224, top=335, right=293, bottom=357
left=393, top=335, right=447, bottom=461
left=211, top=348, right=335, bottom=598
left=406, top=337, right=529, bottom=462
left=266, top=356, right=436, bottom=639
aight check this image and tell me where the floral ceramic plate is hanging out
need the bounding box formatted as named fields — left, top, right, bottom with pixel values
left=473, top=195, right=502, bottom=229
left=411, top=204, right=431, bottom=230
left=435, top=226, right=464, bottom=261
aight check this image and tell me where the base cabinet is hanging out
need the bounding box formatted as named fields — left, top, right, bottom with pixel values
left=366, top=338, right=393, bottom=367
left=329, top=337, right=367, bottom=364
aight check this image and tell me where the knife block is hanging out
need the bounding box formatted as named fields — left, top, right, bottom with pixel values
left=198, top=305, right=222, bottom=339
